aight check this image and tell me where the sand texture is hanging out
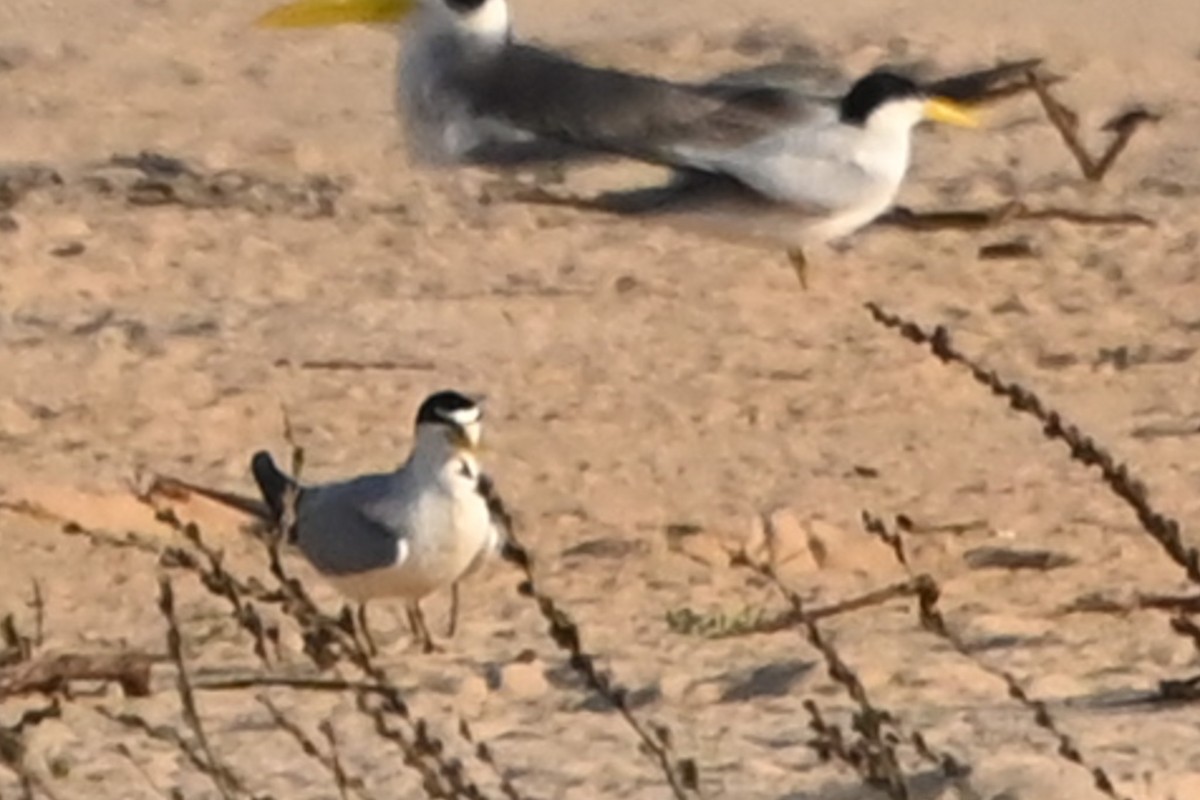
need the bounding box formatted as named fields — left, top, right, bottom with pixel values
left=2, top=0, right=1200, bottom=798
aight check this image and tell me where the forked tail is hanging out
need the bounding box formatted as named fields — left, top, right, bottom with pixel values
left=250, top=451, right=298, bottom=522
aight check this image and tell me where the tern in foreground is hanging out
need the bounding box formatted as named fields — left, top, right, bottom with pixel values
left=258, top=0, right=980, bottom=284
left=250, top=389, right=510, bottom=653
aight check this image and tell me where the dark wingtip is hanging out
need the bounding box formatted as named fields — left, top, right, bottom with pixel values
left=250, top=450, right=291, bottom=520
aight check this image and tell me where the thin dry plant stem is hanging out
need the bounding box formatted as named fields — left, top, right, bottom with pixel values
left=148, top=497, right=507, bottom=800
left=0, top=702, right=65, bottom=800
left=670, top=578, right=933, bottom=639
left=0, top=498, right=162, bottom=555
left=499, top=533, right=701, bottom=799
left=258, top=695, right=376, bottom=800
left=730, top=536, right=970, bottom=799
left=322, top=722, right=356, bottom=800
left=0, top=652, right=156, bottom=700
left=157, top=577, right=243, bottom=800
left=865, top=302, right=1199, bottom=585
left=114, top=742, right=175, bottom=800
left=1026, top=70, right=1161, bottom=182
left=191, top=673, right=394, bottom=693
left=879, top=202, right=1153, bottom=233
left=29, top=582, right=44, bottom=650
left=98, top=707, right=242, bottom=789
left=862, top=513, right=1130, bottom=800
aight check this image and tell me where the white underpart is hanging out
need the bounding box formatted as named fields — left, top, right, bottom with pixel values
left=460, top=419, right=483, bottom=447
left=320, top=423, right=493, bottom=602
left=396, top=0, right=524, bottom=162
left=683, top=96, right=926, bottom=246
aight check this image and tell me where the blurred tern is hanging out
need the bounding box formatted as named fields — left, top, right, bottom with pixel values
left=259, top=0, right=571, bottom=165
left=250, top=389, right=510, bottom=653
left=257, top=0, right=980, bottom=283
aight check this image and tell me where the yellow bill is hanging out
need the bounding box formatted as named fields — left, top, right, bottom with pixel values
left=256, top=0, right=415, bottom=28
left=923, top=97, right=981, bottom=128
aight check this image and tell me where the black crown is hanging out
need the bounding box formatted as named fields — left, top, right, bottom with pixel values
left=839, top=71, right=922, bottom=126
left=415, top=390, right=480, bottom=425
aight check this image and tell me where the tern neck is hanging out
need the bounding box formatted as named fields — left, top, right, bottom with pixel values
left=849, top=99, right=923, bottom=188
left=425, top=0, right=511, bottom=48
left=858, top=99, right=924, bottom=138
left=407, top=424, right=479, bottom=479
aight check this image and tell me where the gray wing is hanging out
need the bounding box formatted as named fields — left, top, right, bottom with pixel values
left=294, top=474, right=409, bottom=577
left=452, top=43, right=823, bottom=172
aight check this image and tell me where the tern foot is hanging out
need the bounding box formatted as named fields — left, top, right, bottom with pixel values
left=405, top=603, right=442, bottom=655
left=786, top=248, right=809, bottom=291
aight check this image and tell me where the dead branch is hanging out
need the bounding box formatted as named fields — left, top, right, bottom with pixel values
left=668, top=578, right=931, bottom=639
left=98, top=707, right=253, bottom=796
left=190, top=672, right=397, bottom=694
left=0, top=701, right=64, bottom=800
left=865, top=302, right=1200, bottom=586
left=1063, top=593, right=1200, bottom=615
left=0, top=616, right=32, bottom=670
left=258, top=695, right=375, bottom=800
left=0, top=652, right=156, bottom=699
left=500, top=534, right=701, bottom=798
left=878, top=201, right=1154, bottom=232
left=157, top=577, right=243, bottom=800
left=148, top=501, right=503, bottom=800
left=273, top=358, right=437, bottom=372
left=1027, top=70, right=1161, bottom=182
left=729, top=530, right=969, bottom=799
left=863, top=513, right=1129, bottom=800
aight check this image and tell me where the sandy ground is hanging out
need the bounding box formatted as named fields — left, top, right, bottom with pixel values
left=2, top=0, right=1200, bottom=797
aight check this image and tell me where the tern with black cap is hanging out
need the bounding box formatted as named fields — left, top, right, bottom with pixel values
left=250, top=389, right=510, bottom=653
left=258, top=0, right=980, bottom=282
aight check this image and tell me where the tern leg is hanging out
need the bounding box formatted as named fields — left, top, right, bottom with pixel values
left=405, top=601, right=438, bottom=654
left=786, top=248, right=809, bottom=291
left=445, top=582, right=460, bottom=639
left=355, top=603, right=378, bottom=657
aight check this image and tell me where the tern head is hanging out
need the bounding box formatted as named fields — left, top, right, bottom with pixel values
left=414, top=389, right=485, bottom=454
left=257, top=0, right=511, bottom=43
left=840, top=71, right=978, bottom=132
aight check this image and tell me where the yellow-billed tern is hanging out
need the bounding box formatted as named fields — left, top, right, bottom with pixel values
left=258, top=0, right=981, bottom=282
left=251, top=389, right=509, bottom=654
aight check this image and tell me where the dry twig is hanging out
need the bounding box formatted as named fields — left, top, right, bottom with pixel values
left=729, top=532, right=969, bottom=799
left=865, top=302, right=1199, bottom=585
left=878, top=202, right=1153, bottom=232
left=1027, top=70, right=1161, bottom=182
left=258, top=695, right=375, bottom=800
left=0, top=652, right=156, bottom=700
left=148, top=498, right=506, bottom=800
left=0, top=702, right=65, bottom=800
left=157, top=577, right=244, bottom=800
left=863, top=513, right=1128, bottom=800
left=499, top=532, right=701, bottom=798
left=667, top=578, right=930, bottom=639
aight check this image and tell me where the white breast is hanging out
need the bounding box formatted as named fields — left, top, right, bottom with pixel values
left=322, top=457, right=494, bottom=603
